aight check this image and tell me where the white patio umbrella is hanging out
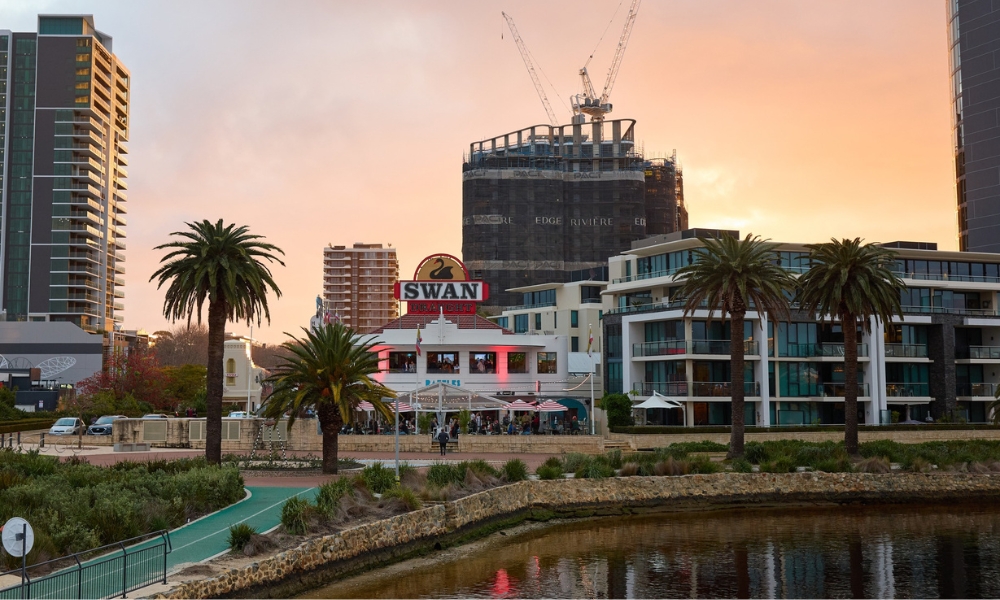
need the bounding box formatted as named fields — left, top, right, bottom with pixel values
left=506, top=399, right=536, bottom=411
left=635, top=391, right=684, bottom=410
left=535, top=400, right=569, bottom=412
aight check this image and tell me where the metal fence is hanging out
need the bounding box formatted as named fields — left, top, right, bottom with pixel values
left=0, top=530, right=170, bottom=600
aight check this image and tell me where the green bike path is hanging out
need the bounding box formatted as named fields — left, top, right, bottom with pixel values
left=165, top=486, right=317, bottom=569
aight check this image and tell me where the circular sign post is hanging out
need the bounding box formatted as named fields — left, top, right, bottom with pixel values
left=2, top=517, right=34, bottom=584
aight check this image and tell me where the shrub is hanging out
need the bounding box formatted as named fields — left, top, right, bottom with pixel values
left=618, top=462, right=640, bottom=477
left=744, top=442, right=768, bottom=464
left=729, top=458, right=753, bottom=473
left=688, top=456, right=721, bottom=474
left=536, top=464, right=564, bottom=480
left=316, top=477, right=354, bottom=517
left=228, top=523, right=257, bottom=552
left=814, top=457, right=853, bottom=473
left=380, top=486, right=422, bottom=511
left=460, top=459, right=499, bottom=479
left=670, top=441, right=728, bottom=453
left=361, top=462, right=397, bottom=494
left=907, top=456, right=932, bottom=473
left=575, top=457, right=615, bottom=479
left=599, top=394, right=634, bottom=428
left=500, top=459, right=529, bottom=482
left=561, top=453, right=591, bottom=472
left=761, top=456, right=796, bottom=473
left=427, top=463, right=463, bottom=488
left=281, top=496, right=310, bottom=535
left=605, top=449, right=624, bottom=469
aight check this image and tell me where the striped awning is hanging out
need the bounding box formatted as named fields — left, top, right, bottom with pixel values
left=506, top=399, right=536, bottom=411
left=535, top=400, right=568, bottom=412
left=356, top=401, right=375, bottom=412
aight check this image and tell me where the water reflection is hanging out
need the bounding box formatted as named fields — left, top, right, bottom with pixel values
left=300, top=504, right=1000, bottom=599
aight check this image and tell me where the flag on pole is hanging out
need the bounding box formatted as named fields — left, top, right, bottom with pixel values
left=415, top=328, right=422, bottom=356
left=587, top=324, right=593, bottom=356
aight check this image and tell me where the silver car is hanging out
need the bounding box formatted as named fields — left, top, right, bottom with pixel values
left=87, top=415, right=125, bottom=436
left=49, top=417, right=84, bottom=436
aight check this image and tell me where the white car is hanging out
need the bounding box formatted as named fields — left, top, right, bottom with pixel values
left=227, top=411, right=250, bottom=419
left=49, top=417, right=84, bottom=436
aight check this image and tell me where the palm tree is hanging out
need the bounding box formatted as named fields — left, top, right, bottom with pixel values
left=263, top=323, right=395, bottom=474
left=674, top=234, right=795, bottom=458
left=150, top=219, right=284, bottom=464
left=797, top=238, right=903, bottom=456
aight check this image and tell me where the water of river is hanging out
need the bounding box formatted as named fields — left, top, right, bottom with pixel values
left=300, top=504, right=1000, bottom=599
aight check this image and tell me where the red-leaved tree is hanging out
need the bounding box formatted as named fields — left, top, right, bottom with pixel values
left=77, top=348, right=170, bottom=410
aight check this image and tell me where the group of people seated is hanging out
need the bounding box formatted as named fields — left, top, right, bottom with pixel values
left=336, top=412, right=586, bottom=436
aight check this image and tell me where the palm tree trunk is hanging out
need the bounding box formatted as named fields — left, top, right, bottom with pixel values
left=729, top=311, right=747, bottom=459
left=205, top=299, right=227, bottom=464
left=843, top=313, right=860, bottom=456
left=318, top=402, right=342, bottom=474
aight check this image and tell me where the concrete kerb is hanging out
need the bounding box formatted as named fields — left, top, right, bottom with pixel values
left=147, top=472, right=1000, bottom=600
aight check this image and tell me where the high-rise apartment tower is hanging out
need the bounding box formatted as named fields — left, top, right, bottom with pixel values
left=322, top=243, right=399, bottom=332
left=462, top=119, right=686, bottom=307
left=950, top=0, right=1000, bottom=252
left=0, top=15, right=129, bottom=331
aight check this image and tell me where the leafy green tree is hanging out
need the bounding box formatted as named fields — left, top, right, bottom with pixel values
left=263, top=323, right=395, bottom=474
left=150, top=219, right=284, bottom=464
left=162, top=364, right=208, bottom=411
left=674, top=234, right=795, bottom=458
left=797, top=238, right=904, bottom=456
left=599, top=393, right=635, bottom=428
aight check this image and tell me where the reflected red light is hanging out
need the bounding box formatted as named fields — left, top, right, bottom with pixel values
left=492, top=568, right=511, bottom=597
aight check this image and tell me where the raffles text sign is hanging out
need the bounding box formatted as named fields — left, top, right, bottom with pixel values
left=394, top=254, right=489, bottom=315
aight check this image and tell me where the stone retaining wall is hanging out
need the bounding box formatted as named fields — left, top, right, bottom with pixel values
left=150, top=472, right=1000, bottom=599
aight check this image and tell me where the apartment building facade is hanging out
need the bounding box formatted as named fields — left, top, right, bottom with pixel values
left=321, top=243, right=398, bottom=333
left=602, top=232, right=1000, bottom=426
left=0, top=16, right=129, bottom=331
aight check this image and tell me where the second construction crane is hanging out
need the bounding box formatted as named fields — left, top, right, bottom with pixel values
left=572, top=0, right=641, bottom=122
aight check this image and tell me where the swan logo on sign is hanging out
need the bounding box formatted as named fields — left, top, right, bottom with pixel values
left=394, top=254, right=489, bottom=315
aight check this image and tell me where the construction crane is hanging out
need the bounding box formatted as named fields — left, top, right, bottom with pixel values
left=502, top=12, right=560, bottom=127
left=572, top=0, right=641, bottom=122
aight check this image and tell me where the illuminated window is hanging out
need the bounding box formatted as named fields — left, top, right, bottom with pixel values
left=468, top=352, right=496, bottom=374
left=537, top=353, right=557, bottom=374
left=507, top=352, right=527, bottom=374
left=226, top=359, right=236, bottom=386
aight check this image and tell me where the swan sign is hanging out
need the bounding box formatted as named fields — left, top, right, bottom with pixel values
left=394, top=254, right=489, bottom=315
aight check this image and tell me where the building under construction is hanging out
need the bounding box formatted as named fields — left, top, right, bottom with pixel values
left=462, top=119, right=686, bottom=307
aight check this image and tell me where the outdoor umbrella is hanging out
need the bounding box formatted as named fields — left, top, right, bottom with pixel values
left=390, top=402, right=414, bottom=413
left=356, top=401, right=375, bottom=412
left=506, top=399, right=536, bottom=411
left=635, top=391, right=685, bottom=410
left=535, top=400, right=568, bottom=412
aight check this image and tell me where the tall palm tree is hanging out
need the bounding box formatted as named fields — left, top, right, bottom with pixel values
left=150, top=219, right=284, bottom=464
left=797, top=238, right=903, bottom=456
left=263, top=323, right=395, bottom=474
left=674, top=234, right=795, bottom=458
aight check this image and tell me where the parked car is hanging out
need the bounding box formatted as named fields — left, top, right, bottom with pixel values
left=227, top=411, right=250, bottom=419
left=49, top=418, right=84, bottom=436
left=141, top=414, right=169, bottom=419
left=87, top=415, right=126, bottom=436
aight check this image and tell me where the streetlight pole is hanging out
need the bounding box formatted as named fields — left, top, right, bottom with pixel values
left=590, top=355, right=596, bottom=436
left=391, top=396, right=400, bottom=482
left=246, top=324, right=253, bottom=414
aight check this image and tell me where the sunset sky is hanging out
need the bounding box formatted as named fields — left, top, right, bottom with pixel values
left=5, top=1, right=956, bottom=344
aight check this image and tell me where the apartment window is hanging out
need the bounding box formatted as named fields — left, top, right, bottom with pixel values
left=469, top=352, right=497, bottom=374
left=534, top=313, right=541, bottom=331
left=571, top=337, right=579, bottom=352
left=427, top=352, right=459, bottom=374
left=508, top=352, right=527, bottom=373
left=537, top=352, right=557, bottom=374
left=514, top=314, right=528, bottom=333
left=388, top=352, right=416, bottom=373
left=497, top=316, right=508, bottom=329
left=570, top=311, right=579, bottom=328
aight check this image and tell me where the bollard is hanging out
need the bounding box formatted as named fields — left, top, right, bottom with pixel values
left=40, top=433, right=44, bottom=448
left=16, top=431, right=20, bottom=446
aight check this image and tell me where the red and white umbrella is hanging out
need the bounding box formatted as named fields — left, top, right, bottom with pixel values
left=506, top=399, right=536, bottom=411
left=356, top=401, right=375, bottom=412
left=535, top=400, right=568, bottom=412
left=390, top=402, right=414, bottom=413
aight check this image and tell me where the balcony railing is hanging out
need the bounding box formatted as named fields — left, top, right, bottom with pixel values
left=956, top=382, right=997, bottom=397
left=885, top=383, right=931, bottom=397
left=884, top=343, right=928, bottom=358
left=632, top=339, right=759, bottom=357
left=779, top=343, right=868, bottom=358
left=817, top=382, right=871, bottom=397
left=902, top=305, right=999, bottom=317
left=631, top=381, right=761, bottom=397
left=612, top=267, right=683, bottom=285
left=964, top=346, right=1000, bottom=360
left=893, top=270, right=1000, bottom=284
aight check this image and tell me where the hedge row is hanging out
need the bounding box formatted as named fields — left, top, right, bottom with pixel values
left=0, top=419, right=58, bottom=435
left=611, top=424, right=1000, bottom=435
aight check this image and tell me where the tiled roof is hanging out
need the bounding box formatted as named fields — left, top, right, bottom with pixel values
left=370, top=314, right=514, bottom=334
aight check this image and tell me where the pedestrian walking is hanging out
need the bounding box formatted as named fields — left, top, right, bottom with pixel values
left=436, top=427, right=450, bottom=456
